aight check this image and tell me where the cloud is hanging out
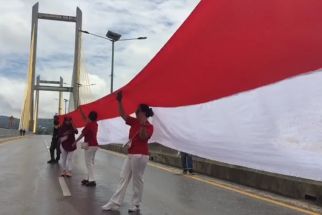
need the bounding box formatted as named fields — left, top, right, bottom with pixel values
left=0, top=77, right=26, bottom=117
left=0, top=0, right=200, bottom=118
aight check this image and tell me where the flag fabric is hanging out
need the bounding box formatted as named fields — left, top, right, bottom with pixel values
left=64, top=0, right=322, bottom=180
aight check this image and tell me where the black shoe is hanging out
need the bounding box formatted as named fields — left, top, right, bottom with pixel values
left=81, top=179, right=89, bottom=185
left=47, top=159, right=55, bottom=164
left=128, top=205, right=140, bottom=213
left=85, top=181, right=96, bottom=187
left=182, top=170, right=187, bottom=174
left=189, top=170, right=194, bottom=175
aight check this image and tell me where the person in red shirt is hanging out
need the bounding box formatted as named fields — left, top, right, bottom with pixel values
left=102, top=91, right=154, bottom=213
left=74, top=107, right=99, bottom=187
left=58, top=117, right=78, bottom=177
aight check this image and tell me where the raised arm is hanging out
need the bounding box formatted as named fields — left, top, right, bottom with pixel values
left=78, top=106, right=89, bottom=123
left=116, top=91, right=129, bottom=121
left=72, top=122, right=83, bottom=147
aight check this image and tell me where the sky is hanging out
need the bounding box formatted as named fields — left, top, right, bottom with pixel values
left=0, top=0, right=199, bottom=118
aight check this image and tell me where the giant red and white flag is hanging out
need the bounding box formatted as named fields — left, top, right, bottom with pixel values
left=65, top=0, right=322, bottom=180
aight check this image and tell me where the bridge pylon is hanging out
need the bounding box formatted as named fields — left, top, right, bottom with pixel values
left=20, top=2, right=82, bottom=133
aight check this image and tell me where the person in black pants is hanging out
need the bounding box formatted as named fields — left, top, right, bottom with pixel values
left=180, top=152, right=194, bottom=174
left=48, top=116, right=61, bottom=164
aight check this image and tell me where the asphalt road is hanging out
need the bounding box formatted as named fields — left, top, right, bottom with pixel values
left=0, top=135, right=313, bottom=215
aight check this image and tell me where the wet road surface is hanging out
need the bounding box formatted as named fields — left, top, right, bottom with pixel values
left=0, top=136, right=312, bottom=215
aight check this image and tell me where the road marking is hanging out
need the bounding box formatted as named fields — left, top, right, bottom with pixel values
left=0, top=136, right=25, bottom=145
left=58, top=177, right=71, bottom=197
left=42, top=138, right=50, bottom=151
left=188, top=175, right=318, bottom=215
left=101, top=149, right=319, bottom=215
left=45, top=142, right=50, bottom=151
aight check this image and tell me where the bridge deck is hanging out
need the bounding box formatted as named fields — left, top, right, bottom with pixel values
left=0, top=136, right=315, bottom=215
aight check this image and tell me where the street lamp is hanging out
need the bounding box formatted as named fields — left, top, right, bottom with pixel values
left=106, top=31, right=120, bottom=94
left=64, top=99, right=68, bottom=114
left=54, top=98, right=63, bottom=115
left=79, top=29, right=147, bottom=93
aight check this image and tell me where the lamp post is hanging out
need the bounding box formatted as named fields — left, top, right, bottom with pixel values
left=106, top=31, right=121, bottom=94
left=79, top=29, right=147, bottom=93
left=64, top=99, right=68, bottom=114
left=54, top=98, right=63, bottom=115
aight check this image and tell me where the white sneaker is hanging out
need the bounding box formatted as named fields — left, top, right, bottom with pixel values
left=101, top=202, right=120, bottom=211
left=128, top=205, right=140, bottom=212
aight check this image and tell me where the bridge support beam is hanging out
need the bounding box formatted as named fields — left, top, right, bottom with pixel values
left=33, top=76, right=70, bottom=133
left=27, top=3, right=39, bottom=132
left=33, top=76, right=40, bottom=133
left=71, top=8, right=82, bottom=109
left=58, top=77, right=63, bottom=115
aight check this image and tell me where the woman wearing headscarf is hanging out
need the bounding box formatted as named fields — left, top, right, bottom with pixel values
left=58, top=117, right=78, bottom=177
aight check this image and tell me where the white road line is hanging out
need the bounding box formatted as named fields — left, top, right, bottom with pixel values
left=58, top=177, right=72, bottom=197
left=42, top=138, right=50, bottom=151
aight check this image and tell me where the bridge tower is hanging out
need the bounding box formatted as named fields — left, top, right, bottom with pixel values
left=20, top=2, right=82, bottom=133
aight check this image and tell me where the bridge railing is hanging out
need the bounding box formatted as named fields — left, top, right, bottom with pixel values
left=0, top=128, right=20, bottom=138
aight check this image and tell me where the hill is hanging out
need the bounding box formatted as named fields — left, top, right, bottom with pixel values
left=0, top=116, right=54, bottom=134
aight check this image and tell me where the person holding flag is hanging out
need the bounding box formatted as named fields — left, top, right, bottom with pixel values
left=73, top=107, right=99, bottom=187
left=102, top=91, right=154, bottom=213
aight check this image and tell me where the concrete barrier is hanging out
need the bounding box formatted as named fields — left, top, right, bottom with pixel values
left=0, top=128, right=19, bottom=138
left=101, top=143, right=322, bottom=203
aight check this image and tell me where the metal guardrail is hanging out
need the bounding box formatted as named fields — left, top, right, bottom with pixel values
left=0, top=128, right=20, bottom=138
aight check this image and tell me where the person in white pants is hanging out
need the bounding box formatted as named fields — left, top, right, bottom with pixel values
left=84, top=147, right=98, bottom=183
left=60, top=144, right=74, bottom=175
left=109, top=154, right=149, bottom=207
left=102, top=91, right=154, bottom=213
left=74, top=108, right=99, bottom=187
left=58, top=117, right=78, bottom=177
